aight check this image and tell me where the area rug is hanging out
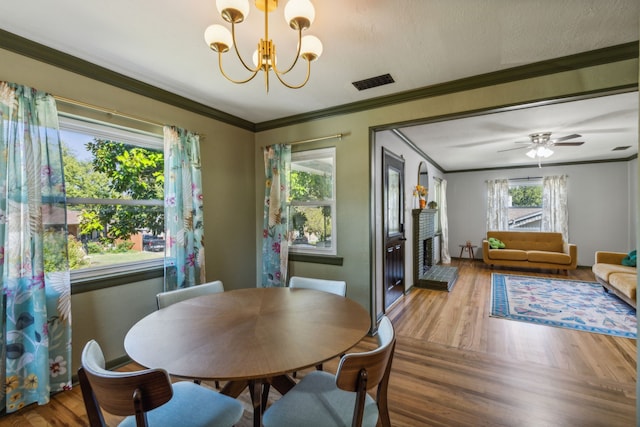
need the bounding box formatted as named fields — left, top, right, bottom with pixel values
left=490, top=273, right=637, bottom=338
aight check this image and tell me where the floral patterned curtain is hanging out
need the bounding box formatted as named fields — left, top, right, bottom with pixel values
left=261, top=145, right=291, bottom=287
left=0, top=82, right=71, bottom=413
left=486, top=179, right=510, bottom=231
left=542, top=175, right=569, bottom=241
left=163, top=126, right=205, bottom=291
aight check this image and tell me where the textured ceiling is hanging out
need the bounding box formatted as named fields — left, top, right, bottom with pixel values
left=0, top=0, right=637, bottom=169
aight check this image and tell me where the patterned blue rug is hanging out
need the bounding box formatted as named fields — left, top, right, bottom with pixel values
left=490, top=274, right=637, bottom=338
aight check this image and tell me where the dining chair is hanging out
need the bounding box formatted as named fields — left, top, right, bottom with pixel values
left=289, top=275, right=348, bottom=375
left=262, top=315, right=396, bottom=427
left=156, top=280, right=225, bottom=309
left=78, top=339, right=244, bottom=427
left=156, top=280, right=225, bottom=389
left=288, top=276, right=347, bottom=297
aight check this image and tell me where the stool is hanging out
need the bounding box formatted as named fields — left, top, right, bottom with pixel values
left=459, top=242, right=477, bottom=259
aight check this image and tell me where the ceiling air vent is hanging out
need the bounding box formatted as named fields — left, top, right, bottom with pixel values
left=352, top=73, right=395, bottom=91
left=612, top=146, right=631, bottom=151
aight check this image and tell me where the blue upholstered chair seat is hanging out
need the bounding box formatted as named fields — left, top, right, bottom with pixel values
left=262, top=371, right=379, bottom=427
left=118, top=381, right=244, bottom=427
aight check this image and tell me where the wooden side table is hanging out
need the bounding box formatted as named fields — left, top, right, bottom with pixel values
left=459, top=242, right=477, bottom=259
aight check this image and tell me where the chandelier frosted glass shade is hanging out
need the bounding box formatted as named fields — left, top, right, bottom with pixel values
left=299, top=35, right=323, bottom=60
left=284, top=0, right=315, bottom=29
left=204, top=0, right=321, bottom=91
left=216, top=0, right=250, bottom=22
left=204, top=24, right=233, bottom=52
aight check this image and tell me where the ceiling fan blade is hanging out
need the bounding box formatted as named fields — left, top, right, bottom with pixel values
left=498, top=146, right=529, bottom=152
left=554, top=141, right=584, bottom=146
left=553, top=133, right=581, bottom=142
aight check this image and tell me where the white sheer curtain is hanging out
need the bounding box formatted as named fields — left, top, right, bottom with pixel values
left=440, top=179, right=451, bottom=263
left=542, top=175, right=569, bottom=240
left=486, top=179, right=510, bottom=231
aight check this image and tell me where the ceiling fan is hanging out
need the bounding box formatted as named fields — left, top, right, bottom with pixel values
left=499, top=132, right=584, bottom=167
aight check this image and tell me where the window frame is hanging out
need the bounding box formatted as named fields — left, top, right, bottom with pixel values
left=288, top=147, right=337, bottom=256
left=58, top=114, right=165, bottom=288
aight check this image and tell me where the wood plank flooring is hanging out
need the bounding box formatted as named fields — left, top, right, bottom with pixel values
left=0, top=260, right=636, bottom=426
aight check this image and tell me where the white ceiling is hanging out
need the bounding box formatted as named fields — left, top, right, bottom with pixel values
left=0, top=0, right=638, bottom=170
left=395, top=91, right=639, bottom=171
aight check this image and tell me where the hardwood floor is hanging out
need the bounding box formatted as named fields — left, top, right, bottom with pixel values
left=0, top=260, right=636, bottom=426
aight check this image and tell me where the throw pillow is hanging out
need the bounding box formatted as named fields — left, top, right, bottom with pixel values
left=488, top=237, right=505, bottom=249
left=622, top=249, right=636, bottom=267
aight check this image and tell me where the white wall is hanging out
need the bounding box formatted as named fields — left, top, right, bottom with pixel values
left=445, top=159, right=637, bottom=266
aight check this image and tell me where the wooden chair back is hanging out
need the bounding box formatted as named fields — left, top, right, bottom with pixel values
left=289, top=276, right=347, bottom=296
left=79, top=339, right=173, bottom=427
left=335, top=316, right=396, bottom=427
left=156, top=280, right=224, bottom=309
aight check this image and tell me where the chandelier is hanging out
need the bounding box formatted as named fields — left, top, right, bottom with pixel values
left=204, top=0, right=323, bottom=92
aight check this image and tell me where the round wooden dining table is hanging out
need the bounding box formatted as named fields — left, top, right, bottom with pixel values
left=124, top=287, right=371, bottom=426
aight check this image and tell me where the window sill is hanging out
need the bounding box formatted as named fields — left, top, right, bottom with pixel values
left=289, top=253, right=344, bottom=266
left=71, top=260, right=164, bottom=294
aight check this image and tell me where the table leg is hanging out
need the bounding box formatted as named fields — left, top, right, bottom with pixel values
left=248, top=380, right=262, bottom=427
left=268, top=375, right=296, bottom=395
left=220, top=379, right=248, bottom=398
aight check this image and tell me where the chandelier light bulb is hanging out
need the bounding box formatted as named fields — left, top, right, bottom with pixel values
left=299, top=35, right=323, bottom=60
left=284, top=0, right=315, bottom=30
left=204, top=24, right=234, bottom=52
left=526, top=149, right=536, bottom=159
left=216, top=0, right=250, bottom=23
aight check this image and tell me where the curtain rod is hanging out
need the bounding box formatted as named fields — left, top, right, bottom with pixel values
left=509, top=176, right=543, bottom=181
left=53, top=95, right=164, bottom=128
left=263, top=133, right=344, bottom=148
left=288, top=133, right=344, bottom=145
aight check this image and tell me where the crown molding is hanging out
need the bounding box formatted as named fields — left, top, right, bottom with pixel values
left=256, top=42, right=638, bottom=131
left=0, top=29, right=255, bottom=131
left=0, top=28, right=636, bottom=133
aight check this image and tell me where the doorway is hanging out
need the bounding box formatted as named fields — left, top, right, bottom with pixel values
left=382, top=148, right=405, bottom=310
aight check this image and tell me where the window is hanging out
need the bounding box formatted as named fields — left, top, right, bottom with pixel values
left=508, top=179, right=542, bottom=231
left=288, top=147, right=336, bottom=255
left=57, top=115, right=164, bottom=281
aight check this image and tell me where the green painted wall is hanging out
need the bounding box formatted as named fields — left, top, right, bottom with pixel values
left=0, top=47, right=257, bottom=373
left=254, top=59, right=639, bottom=324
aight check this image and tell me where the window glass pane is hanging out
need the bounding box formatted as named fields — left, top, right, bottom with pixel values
left=58, top=116, right=164, bottom=273
left=388, top=169, right=400, bottom=234
left=508, top=182, right=542, bottom=231
left=289, top=147, right=336, bottom=255
left=290, top=205, right=333, bottom=251
left=290, top=152, right=333, bottom=201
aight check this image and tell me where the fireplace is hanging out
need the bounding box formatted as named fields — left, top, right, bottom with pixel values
left=412, top=209, right=436, bottom=284
left=412, top=208, right=458, bottom=291
left=423, top=237, right=433, bottom=274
